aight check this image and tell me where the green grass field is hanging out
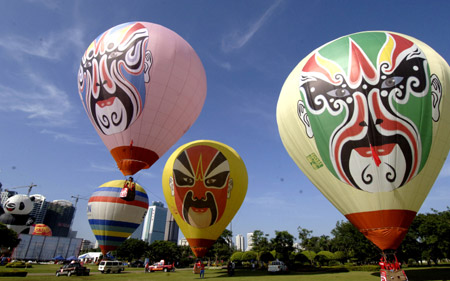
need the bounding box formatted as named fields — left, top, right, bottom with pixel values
left=1, top=264, right=450, bottom=281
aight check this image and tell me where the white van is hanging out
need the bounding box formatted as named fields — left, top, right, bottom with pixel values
left=98, top=260, right=124, bottom=274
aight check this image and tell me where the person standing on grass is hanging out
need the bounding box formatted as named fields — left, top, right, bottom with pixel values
left=200, top=262, right=205, bottom=278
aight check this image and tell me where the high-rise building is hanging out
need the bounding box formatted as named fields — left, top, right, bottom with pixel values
left=178, top=238, right=189, bottom=246
left=29, top=194, right=49, bottom=224
left=164, top=211, right=179, bottom=243
left=1, top=190, right=17, bottom=206
left=132, top=201, right=168, bottom=244
left=81, top=239, right=94, bottom=251
left=246, top=232, right=253, bottom=251
left=130, top=201, right=180, bottom=244
left=236, top=234, right=245, bottom=251
left=43, top=200, right=75, bottom=237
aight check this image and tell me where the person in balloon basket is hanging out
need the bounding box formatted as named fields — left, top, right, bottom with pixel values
left=120, top=177, right=136, bottom=201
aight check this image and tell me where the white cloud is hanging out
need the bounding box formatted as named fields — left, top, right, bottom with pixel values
left=0, top=27, right=85, bottom=61
left=208, top=54, right=232, bottom=70
left=221, top=0, right=283, bottom=52
left=88, top=163, right=118, bottom=173
left=26, top=0, right=61, bottom=10
left=40, top=129, right=99, bottom=145
left=0, top=72, right=73, bottom=127
left=245, top=191, right=297, bottom=210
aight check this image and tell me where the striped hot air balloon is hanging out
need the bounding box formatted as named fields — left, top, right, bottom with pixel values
left=87, top=180, right=149, bottom=255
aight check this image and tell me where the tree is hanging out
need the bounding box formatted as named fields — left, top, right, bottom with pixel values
left=147, top=240, right=179, bottom=263
left=330, top=220, right=378, bottom=264
left=410, top=208, right=450, bottom=265
left=297, top=226, right=313, bottom=251
left=115, top=238, right=149, bottom=261
left=315, top=250, right=335, bottom=266
left=230, top=252, right=243, bottom=263
left=178, top=245, right=195, bottom=267
left=301, top=250, right=316, bottom=265
left=205, top=229, right=234, bottom=262
left=251, top=230, right=271, bottom=253
left=242, top=251, right=257, bottom=262
left=270, top=230, right=295, bottom=263
left=259, top=251, right=274, bottom=264
left=0, top=223, right=20, bottom=253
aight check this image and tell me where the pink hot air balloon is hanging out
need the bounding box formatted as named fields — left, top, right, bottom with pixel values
left=78, top=22, right=207, bottom=176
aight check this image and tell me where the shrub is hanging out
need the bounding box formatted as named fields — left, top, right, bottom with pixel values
left=5, top=261, right=32, bottom=268
left=0, top=272, right=28, bottom=277
left=344, top=264, right=379, bottom=271
left=230, top=252, right=243, bottom=262
left=242, top=251, right=257, bottom=262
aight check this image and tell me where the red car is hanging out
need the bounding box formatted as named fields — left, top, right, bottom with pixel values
left=145, top=260, right=175, bottom=272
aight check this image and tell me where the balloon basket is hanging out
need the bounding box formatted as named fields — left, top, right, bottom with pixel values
left=379, top=252, right=408, bottom=281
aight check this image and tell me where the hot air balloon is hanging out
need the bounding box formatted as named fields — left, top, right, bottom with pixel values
left=277, top=31, right=450, bottom=277
left=32, top=224, right=52, bottom=236
left=162, top=140, right=248, bottom=258
left=87, top=180, right=149, bottom=255
left=78, top=22, right=207, bottom=177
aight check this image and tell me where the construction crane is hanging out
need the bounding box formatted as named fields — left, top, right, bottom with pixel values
left=4, top=183, right=37, bottom=196
left=71, top=195, right=88, bottom=208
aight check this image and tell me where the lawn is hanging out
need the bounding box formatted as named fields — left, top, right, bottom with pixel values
left=1, top=264, right=449, bottom=281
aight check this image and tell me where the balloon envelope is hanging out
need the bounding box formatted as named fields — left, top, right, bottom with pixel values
left=162, top=140, right=248, bottom=257
left=277, top=31, right=450, bottom=250
left=87, top=180, right=149, bottom=255
left=32, top=224, right=52, bottom=236
left=78, top=22, right=207, bottom=176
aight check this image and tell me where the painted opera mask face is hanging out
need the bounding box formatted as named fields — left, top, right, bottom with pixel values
left=169, top=145, right=233, bottom=228
left=78, top=22, right=152, bottom=135
left=297, top=32, right=442, bottom=192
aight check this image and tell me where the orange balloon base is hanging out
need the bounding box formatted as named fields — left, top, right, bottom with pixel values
left=345, top=209, right=416, bottom=250
left=110, top=146, right=159, bottom=176
left=99, top=245, right=118, bottom=256
left=187, top=238, right=216, bottom=258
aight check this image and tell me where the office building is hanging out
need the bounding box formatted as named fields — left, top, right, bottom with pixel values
left=80, top=239, right=94, bottom=251
left=164, top=211, right=179, bottom=243
left=236, top=234, right=245, bottom=251
left=43, top=200, right=75, bottom=237
left=12, top=234, right=83, bottom=261
left=178, top=238, right=189, bottom=246
left=246, top=232, right=254, bottom=251
left=29, top=194, right=49, bottom=224
left=1, top=190, right=17, bottom=205
left=131, top=201, right=168, bottom=244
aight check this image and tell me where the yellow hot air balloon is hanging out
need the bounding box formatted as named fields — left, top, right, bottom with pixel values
left=277, top=31, right=450, bottom=252
left=162, top=140, right=247, bottom=257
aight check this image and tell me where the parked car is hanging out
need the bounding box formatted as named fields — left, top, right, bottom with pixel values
left=145, top=260, right=175, bottom=272
left=130, top=260, right=145, bottom=267
left=55, top=262, right=90, bottom=276
left=98, top=260, right=125, bottom=274
left=268, top=260, right=288, bottom=273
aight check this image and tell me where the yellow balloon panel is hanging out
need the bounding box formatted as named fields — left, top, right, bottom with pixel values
left=277, top=31, right=450, bottom=250
left=162, top=140, right=248, bottom=257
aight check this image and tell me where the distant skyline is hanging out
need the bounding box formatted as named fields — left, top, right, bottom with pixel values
left=1, top=0, right=450, bottom=245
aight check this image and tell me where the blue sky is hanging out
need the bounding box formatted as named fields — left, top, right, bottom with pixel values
left=1, top=0, right=450, bottom=245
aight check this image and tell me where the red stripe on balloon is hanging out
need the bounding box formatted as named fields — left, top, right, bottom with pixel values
left=89, top=196, right=148, bottom=209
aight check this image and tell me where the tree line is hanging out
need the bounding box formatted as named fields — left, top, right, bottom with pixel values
left=107, top=207, right=449, bottom=268
left=2, top=207, right=448, bottom=268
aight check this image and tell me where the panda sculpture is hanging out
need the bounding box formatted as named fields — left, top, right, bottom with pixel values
left=0, top=194, right=35, bottom=234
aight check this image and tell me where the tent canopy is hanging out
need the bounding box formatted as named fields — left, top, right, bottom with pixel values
left=53, top=255, right=64, bottom=260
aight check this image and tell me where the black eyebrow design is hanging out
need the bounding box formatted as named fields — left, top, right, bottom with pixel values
left=205, top=152, right=227, bottom=178
left=177, top=151, right=194, bottom=175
